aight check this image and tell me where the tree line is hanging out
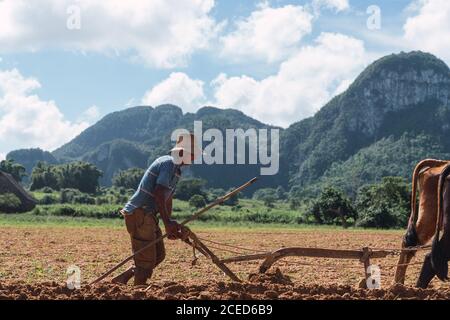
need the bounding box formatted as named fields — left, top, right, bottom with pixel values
left=29, top=161, right=103, bottom=194
left=301, top=177, right=410, bottom=228
left=1, top=159, right=412, bottom=228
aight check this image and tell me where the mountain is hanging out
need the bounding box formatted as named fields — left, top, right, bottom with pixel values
left=281, top=51, right=450, bottom=195
left=309, top=133, right=450, bottom=197
left=7, top=51, right=450, bottom=196
left=51, top=105, right=277, bottom=190
left=6, top=148, right=59, bottom=184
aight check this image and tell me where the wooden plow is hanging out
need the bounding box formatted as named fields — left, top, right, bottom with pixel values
left=181, top=235, right=394, bottom=286
left=179, top=232, right=431, bottom=288
left=221, top=246, right=390, bottom=274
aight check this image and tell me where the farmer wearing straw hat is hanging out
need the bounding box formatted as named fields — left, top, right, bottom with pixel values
left=112, top=132, right=202, bottom=285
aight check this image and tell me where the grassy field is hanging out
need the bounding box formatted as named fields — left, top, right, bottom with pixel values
left=0, top=212, right=404, bottom=235
left=0, top=191, right=404, bottom=232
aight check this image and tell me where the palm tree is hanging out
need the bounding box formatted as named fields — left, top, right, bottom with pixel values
left=0, top=159, right=27, bottom=183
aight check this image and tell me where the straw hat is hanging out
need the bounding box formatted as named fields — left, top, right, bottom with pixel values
left=170, top=132, right=203, bottom=162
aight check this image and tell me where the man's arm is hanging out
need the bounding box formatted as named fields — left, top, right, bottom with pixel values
left=154, top=184, right=180, bottom=240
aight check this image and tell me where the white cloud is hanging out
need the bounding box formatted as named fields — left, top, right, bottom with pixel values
left=78, top=105, right=101, bottom=124
left=0, top=153, right=5, bottom=161
left=312, top=0, right=350, bottom=12
left=141, top=72, right=206, bottom=112
left=212, top=32, right=367, bottom=127
left=220, top=2, right=313, bottom=63
left=0, top=0, right=219, bottom=68
left=0, top=68, right=89, bottom=155
left=403, top=0, right=450, bottom=63
left=124, top=98, right=136, bottom=109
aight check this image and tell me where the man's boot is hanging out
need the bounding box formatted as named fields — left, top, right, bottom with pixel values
left=111, top=266, right=135, bottom=285
left=134, top=267, right=153, bottom=286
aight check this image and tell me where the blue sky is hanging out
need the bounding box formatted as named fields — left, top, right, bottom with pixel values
left=0, top=0, right=449, bottom=159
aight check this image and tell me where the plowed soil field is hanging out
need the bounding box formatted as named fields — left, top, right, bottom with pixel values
left=1, top=225, right=449, bottom=300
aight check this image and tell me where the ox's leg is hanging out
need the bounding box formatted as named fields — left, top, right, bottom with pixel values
left=413, top=215, right=445, bottom=288
left=407, top=210, right=439, bottom=286
left=394, top=224, right=418, bottom=284
left=394, top=251, right=416, bottom=284
left=416, top=253, right=435, bottom=289
left=431, top=183, right=450, bottom=282
left=431, top=233, right=450, bottom=282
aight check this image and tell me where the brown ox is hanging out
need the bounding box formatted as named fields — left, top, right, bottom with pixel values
left=394, top=159, right=450, bottom=287
left=416, top=163, right=450, bottom=287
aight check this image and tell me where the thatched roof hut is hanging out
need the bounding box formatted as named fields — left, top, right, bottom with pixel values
left=0, top=171, right=37, bottom=212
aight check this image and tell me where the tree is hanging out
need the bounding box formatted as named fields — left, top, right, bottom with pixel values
left=39, top=195, right=59, bottom=205
left=60, top=188, right=82, bottom=204
left=56, top=162, right=103, bottom=193
left=276, top=186, right=287, bottom=200
left=174, top=178, right=207, bottom=201
left=30, top=162, right=59, bottom=190
left=309, top=186, right=356, bottom=227
left=0, top=193, right=22, bottom=213
left=355, top=176, right=410, bottom=228
left=263, top=194, right=277, bottom=208
left=207, top=188, right=226, bottom=201
left=189, top=194, right=206, bottom=208
left=289, top=198, right=301, bottom=210
left=30, top=161, right=102, bottom=194
left=253, top=188, right=279, bottom=208
left=112, top=168, right=145, bottom=189
left=0, top=159, right=27, bottom=183
left=253, top=188, right=278, bottom=200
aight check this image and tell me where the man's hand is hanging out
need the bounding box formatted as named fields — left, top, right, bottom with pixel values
left=164, top=219, right=180, bottom=240
left=164, top=219, right=189, bottom=240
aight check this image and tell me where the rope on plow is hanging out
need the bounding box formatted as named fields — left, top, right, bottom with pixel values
left=193, top=242, right=251, bottom=256
left=196, top=236, right=269, bottom=254
left=368, top=244, right=432, bottom=253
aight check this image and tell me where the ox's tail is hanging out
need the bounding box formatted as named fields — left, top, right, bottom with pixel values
left=431, top=163, right=450, bottom=281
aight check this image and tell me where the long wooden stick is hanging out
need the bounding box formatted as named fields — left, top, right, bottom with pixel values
left=89, top=177, right=258, bottom=285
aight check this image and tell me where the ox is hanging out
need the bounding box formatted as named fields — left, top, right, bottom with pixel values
left=394, top=159, right=450, bottom=288
left=418, top=162, right=450, bottom=287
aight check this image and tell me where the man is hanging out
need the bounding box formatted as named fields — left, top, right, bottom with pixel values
left=112, top=132, right=202, bottom=285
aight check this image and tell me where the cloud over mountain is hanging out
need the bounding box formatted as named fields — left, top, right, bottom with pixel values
left=0, top=0, right=219, bottom=68
left=213, top=32, right=367, bottom=127
left=0, top=68, right=94, bottom=155
left=141, top=73, right=206, bottom=113
left=403, top=0, right=450, bottom=63
left=219, top=2, right=313, bottom=63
